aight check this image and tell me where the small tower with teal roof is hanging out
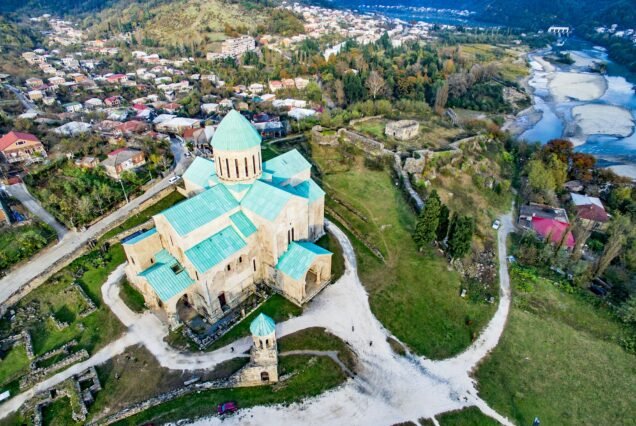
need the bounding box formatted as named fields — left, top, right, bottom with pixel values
left=235, top=312, right=279, bottom=386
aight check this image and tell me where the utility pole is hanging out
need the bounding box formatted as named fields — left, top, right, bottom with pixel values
left=118, top=179, right=129, bottom=204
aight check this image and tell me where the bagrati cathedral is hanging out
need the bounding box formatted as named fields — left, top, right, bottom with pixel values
left=122, top=110, right=332, bottom=328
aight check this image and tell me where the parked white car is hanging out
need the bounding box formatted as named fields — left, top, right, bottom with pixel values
left=168, top=175, right=181, bottom=184
left=492, top=219, right=501, bottom=230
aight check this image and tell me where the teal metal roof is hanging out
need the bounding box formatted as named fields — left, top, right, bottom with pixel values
left=226, top=183, right=252, bottom=194
left=230, top=211, right=257, bottom=237
left=250, top=313, right=276, bottom=336
left=211, top=110, right=262, bottom=151
left=138, top=249, right=194, bottom=301
left=275, top=241, right=331, bottom=281
left=263, top=150, right=311, bottom=183
left=281, top=179, right=325, bottom=203
left=183, top=157, right=216, bottom=189
left=159, top=185, right=238, bottom=236
left=123, top=228, right=157, bottom=246
left=241, top=180, right=293, bottom=221
left=185, top=226, right=246, bottom=274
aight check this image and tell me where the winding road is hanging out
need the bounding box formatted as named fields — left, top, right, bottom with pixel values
left=0, top=213, right=515, bottom=425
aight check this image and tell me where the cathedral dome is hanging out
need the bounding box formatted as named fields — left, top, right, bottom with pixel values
left=211, top=109, right=262, bottom=152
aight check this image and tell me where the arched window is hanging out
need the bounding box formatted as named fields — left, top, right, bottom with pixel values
left=225, top=158, right=230, bottom=177
left=261, top=371, right=269, bottom=382
left=218, top=161, right=223, bottom=177
left=253, top=259, right=256, bottom=272
left=244, top=157, right=249, bottom=176
left=235, top=159, right=240, bottom=177
left=252, top=155, right=256, bottom=174
left=258, top=151, right=262, bottom=171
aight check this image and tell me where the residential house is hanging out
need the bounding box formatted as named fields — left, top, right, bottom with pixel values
left=269, top=80, right=283, bottom=92
left=518, top=203, right=574, bottom=249
left=84, top=98, right=104, bottom=110
left=570, top=193, right=610, bottom=230
left=201, top=103, right=220, bottom=115
left=106, top=74, right=128, bottom=84
left=63, top=102, right=83, bottom=113
left=75, top=156, right=99, bottom=169
left=281, top=79, right=296, bottom=90
left=155, top=117, right=201, bottom=135
left=0, top=131, right=47, bottom=164
left=101, top=148, right=146, bottom=179
left=48, top=76, right=65, bottom=87
left=26, top=78, right=44, bottom=88
left=28, top=90, right=43, bottom=101
left=104, top=96, right=123, bottom=107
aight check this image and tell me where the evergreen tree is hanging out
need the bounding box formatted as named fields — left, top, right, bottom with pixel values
left=436, top=204, right=450, bottom=242
left=447, top=215, right=475, bottom=259
left=413, top=190, right=441, bottom=248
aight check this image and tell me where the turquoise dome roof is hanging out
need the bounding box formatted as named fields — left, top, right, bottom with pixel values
left=212, top=109, right=262, bottom=151
left=249, top=313, right=276, bottom=336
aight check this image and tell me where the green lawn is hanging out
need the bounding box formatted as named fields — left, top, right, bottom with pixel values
left=278, top=327, right=357, bottom=371
left=99, top=190, right=185, bottom=242
left=436, top=407, right=499, bottom=426
left=475, top=266, right=636, bottom=425
left=42, top=397, right=77, bottom=426
left=315, top=232, right=345, bottom=283
left=0, top=344, right=30, bottom=391
left=314, top=148, right=495, bottom=359
left=114, top=355, right=346, bottom=425
left=205, top=294, right=302, bottom=351
left=119, top=279, right=146, bottom=313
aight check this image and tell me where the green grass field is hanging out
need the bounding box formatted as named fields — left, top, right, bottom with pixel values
left=313, top=146, right=495, bottom=359
left=436, top=407, right=499, bottom=425
left=0, top=221, right=56, bottom=272
left=119, top=279, right=146, bottom=313
left=0, top=344, right=30, bottom=392
left=476, top=266, right=636, bottom=425
left=278, top=327, right=357, bottom=371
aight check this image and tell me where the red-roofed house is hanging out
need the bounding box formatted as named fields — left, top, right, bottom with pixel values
left=117, top=120, right=149, bottom=135
left=570, top=193, right=610, bottom=230
left=101, top=148, right=146, bottom=178
left=106, top=74, right=128, bottom=84
left=104, top=96, right=123, bottom=107
left=0, top=131, right=47, bottom=164
left=531, top=217, right=575, bottom=249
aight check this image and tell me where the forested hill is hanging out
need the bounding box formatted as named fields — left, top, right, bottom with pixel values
left=0, top=0, right=120, bottom=14
left=476, top=0, right=636, bottom=30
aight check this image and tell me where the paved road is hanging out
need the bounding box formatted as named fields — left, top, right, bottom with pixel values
left=0, top=141, right=191, bottom=305
left=3, top=84, right=38, bottom=113
left=4, top=183, right=68, bottom=240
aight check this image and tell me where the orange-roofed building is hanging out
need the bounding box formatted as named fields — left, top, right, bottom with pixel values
left=0, top=131, right=47, bottom=164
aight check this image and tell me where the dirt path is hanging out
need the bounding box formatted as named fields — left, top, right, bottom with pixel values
left=0, top=215, right=515, bottom=425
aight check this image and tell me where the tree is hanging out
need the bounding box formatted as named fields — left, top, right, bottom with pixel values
left=413, top=190, right=441, bottom=248
left=542, top=139, right=573, bottom=163
left=365, top=70, right=385, bottom=100
left=434, top=81, right=449, bottom=114
left=526, top=159, right=555, bottom=193
left=436, top=204, right=450, bottom=242
left=343, top=72, right=364, bottom=104
left=594, top=214, right=633, bottom=278
left=570, top=217, right=593, bottom=261
left=447, top=214, right=475, bottom=259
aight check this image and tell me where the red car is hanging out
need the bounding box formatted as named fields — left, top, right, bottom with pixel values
left=217, top=401, right=238, bottom=415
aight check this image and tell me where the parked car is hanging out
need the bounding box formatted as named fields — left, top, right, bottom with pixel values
left=218, top=401, right=238, bottom=415
left=168, top=175, right=181, bottom=184
left=589, top=284, right=608, bottom=297
left=492, top=219, right=501, bottom=230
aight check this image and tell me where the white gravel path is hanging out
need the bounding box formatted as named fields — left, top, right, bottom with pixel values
left=0, top=213, right=515, bottom=425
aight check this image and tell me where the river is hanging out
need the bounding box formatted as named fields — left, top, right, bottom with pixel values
left=515, top=38, right=636, bottom=179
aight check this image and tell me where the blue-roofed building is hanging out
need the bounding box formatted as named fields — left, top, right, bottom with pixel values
left=123, top=110, right=331, bottom=329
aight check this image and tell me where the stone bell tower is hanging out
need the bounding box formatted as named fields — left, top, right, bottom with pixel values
left=234, top=313, right=279, bottom=387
